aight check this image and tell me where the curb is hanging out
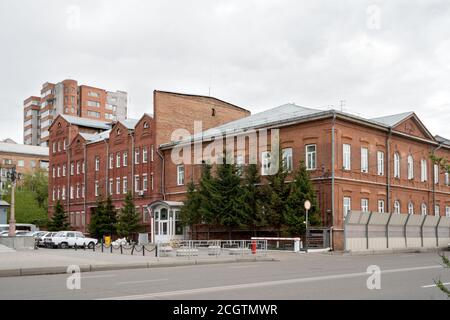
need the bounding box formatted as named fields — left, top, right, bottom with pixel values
left=0, top=256, right=277, bottom=278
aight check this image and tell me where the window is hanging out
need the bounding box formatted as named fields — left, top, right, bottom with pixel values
left=421, top=203, right=427, bottom=216
left=434, top=164, right=439, bottom=185
left=116, top=178, right=120, bottom=195
left=343, top=197, right=351, bottom=218
left=82, top=161, right=85, bottom=174
left=236, top=155, right=244, bottom=176
left=143, top=208, right=150, bottom=222
left=109, top=179, right=113, bottom=195
left=361, top=147, right=369, bottom=173
left=52, top=166, right=56, bottom=178
left=76, top=184, right=80, bottom=199
left=421, top=159, right=427, bottom=182
left=52, top=188, right=55, bottom=201
left=95, top=157, right=100, bottom=171
left=143, top=121, right=149, bottom=129
left=3, top=159, right=12, bottom=165
left=70, top=186, right=74, bottom=199
left=135, top=148, right=140, bottom=164
left=76, top=161, right=80, bottom=175
left=306, top=144, right=316, bottom=170
left=88, top=91, right=99, bottom=98
left=62, top=164, right=66, bottom=177
left=123, top=177, right=128, bottom=194
left=70, top=162, right=74, bottom=175
left=64, top=139, right=67, bottom=150
left=343, top=144, right=351, bottom=170
left=151, top=145, right=154, bottom=162
left=87, top=111, right=100, bottom=118
left=261, top=151, right=271, bottom=176
left=378, top=200, right=385, bottom=213
left=143, top=174, right=148, bottom=191
left=30, top=160, right=36, bottom=168
left=377, top=151, right=384, bottom=176
left=151, top=173, right=154, bottom=190
left=408, top=155, right=414, bottom=180
left=361, top=199, right=369, bottom=212
left=116, top=153, right=121, bottom=168
left=135, top=175, right=140, bottom=192
left=87, top=100, right=100, bottom=107
left=58, top=141, right=61, bottom=152
left=57, top=188, right=60, bottom=200
left=62, top=187, right=66, bottom=200
left=143, top=147, right=148, bottom=163
left=52, top=142, right=56, bottom=154
left=446, top=206, right=450, bottom=217
left=177, top=165, right=185, bottom=185
left=57, top=166, right=61, bottom=177
left=435, top=205, right=440, bottom=217
left=394, top=201, right=401, bottom=214
left=82, top=184, right=85, bottom=198
left=408, top=202, right=414, bottom=215
left=109, top=154, right=113, bottom=169
left=17, top=160, right=24, bottom=167
left=123, top=152, right=128, bottom=167
left=282, top=148, right=293, bottom=172
left=95, top=181, right=99, bottom=197
left=445, top=172, right=449, bottom=186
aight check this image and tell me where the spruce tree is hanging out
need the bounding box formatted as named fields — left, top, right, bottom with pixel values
left=48, top=200, right=70, bottom=231
left=285, top=161, right=320, bottom=236
left=116, top=192, right=142, bottom=239
left=241, top=164, right=266, bottom=236
left=215, top=160, right=246, bottom=239
left=88, top=196, right=117, bottom=239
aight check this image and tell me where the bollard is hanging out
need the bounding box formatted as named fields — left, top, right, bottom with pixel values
left=75, top=243, right=77, bottom=251
left=110, top=244, right=113, bottom=253
left=120, top=244, right=123, bottom=255
left=83, top=244, right=86, bottom=251
left=142, top=245, right=145, bottom=256
left=131, top=244, right=135, bottom=255
left=93, top=242, right=95, bottom=252
left=155, top=244, right=158, bottom=257
left=101, top=239, right=104, bottom=253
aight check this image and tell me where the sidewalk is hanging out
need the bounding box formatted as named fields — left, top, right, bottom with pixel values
left=0, top=248, right=276, bottom=277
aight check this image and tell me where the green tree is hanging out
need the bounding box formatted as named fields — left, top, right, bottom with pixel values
left=116, top=192, right=142, bottom=239
left=241, top=164, right=266, bottom=236
left=48, top=200, right=69, bottom=231
left=88, top=196, right=117, bottom=239
left=180, top=182, right=202, bottom=227
left=214, top=160, right=247, bottom=239
left=261, top=150, right=290, bottom=236
left=21, top=169, right=48, bottom=210
left=284, top=161, right=321, bottom=236
left=435, top=253, right=450, bottom=298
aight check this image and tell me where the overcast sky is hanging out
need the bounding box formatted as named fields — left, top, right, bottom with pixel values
left=1, top=0, right=450, bottom=143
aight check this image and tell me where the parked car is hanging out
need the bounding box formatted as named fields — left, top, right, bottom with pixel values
left=42, top=232, right=59, bottom=248
left=0, top=230, right=30, bottom=237
left=48, top=231, right=98, bottom=249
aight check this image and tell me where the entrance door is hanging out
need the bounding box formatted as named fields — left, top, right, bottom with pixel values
left=154, top=207, right=171, bottom=243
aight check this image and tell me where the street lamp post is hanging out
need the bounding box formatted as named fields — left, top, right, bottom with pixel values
left=304, top=200, right=311, bottom=253
left=7, top=167, right=21, bottom=237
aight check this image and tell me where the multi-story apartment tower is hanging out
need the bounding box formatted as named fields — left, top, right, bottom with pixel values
left=23, top=79, right=128, bottom=147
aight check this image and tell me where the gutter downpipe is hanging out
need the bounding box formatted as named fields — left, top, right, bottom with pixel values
left=131, top=131, right=135, bottom=199
left=83, top=143, right=87, bottom=234
left=331, top=112, right=337, bottom=251
left=432, top=143, right=444, bottom=214
left=103, top=139, right=109, bottom=199
left=386, top=128, right=393, bottom=248
left=157, top=148, right=166, bottom=201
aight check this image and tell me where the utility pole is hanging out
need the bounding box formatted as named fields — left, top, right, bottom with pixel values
left=7, top=167, right=21, bottom=237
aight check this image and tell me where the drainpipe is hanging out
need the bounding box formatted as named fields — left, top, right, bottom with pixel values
left=331, top=112, right=336, bottom=247
left=157, top=148, right=166, bottom=200
left=432, top=143, right=444, bottom=214
left=103, top=140, right=109, bottom=199
left=83, top=143, right=87, bottom=234
left=130, top=131, right=135, bottom=198
left=387, top=128, right=392, bottom=213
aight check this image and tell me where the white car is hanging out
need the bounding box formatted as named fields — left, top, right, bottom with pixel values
left=49, top=231, right=98, bottom=249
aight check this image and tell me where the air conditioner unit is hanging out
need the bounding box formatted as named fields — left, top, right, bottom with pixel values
left=138, top=190, right=144, bottom=196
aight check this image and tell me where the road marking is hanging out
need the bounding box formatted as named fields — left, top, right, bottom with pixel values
left=116, top=279, right=168, bottom=285
left=82, top=274, right=117, bottom=279
left=421, top=282, right=450, bottom=288
left=229, top=265, right=260, bottom=269
left=99, top=265, right=442, bottom=300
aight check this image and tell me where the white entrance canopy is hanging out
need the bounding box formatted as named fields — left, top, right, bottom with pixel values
left=147, top=200, right=184, bottom=243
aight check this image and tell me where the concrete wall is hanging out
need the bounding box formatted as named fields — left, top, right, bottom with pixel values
left=0, top=236, right=35, bottom=250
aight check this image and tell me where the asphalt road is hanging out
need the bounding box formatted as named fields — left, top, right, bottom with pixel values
left=0, top=252, right=449, bottom=300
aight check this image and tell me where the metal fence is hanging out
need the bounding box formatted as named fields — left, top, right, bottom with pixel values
left=345, top=211, right=450, bottom=252
left=155, top=240, right=268, bottom=258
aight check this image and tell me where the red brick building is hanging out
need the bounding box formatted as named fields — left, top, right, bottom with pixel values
left=49, top=90, right=450, bottom=250
left=47, top=91, right=250, bottom=235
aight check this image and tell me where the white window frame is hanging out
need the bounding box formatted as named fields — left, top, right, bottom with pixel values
left=109, top=179, right=113, bottom=196
left=109, top=154, right=114, bottom=169
left=377, top=151, right=384, bottom=176
left=135, top=175, right=140, bottom=192
left=282, top=148, right=293, bottom=172
left=143, top=174, right=148, bottom=191
left=435, top=205, right=440, bottom=217
left=434, top=164, right=439, bottom=185
left=343, top=144, right=351, bottom=171
left=76, top=161, right=80, bottom=175
left=261, top=151, right=271, bottom=176
left=151, top=145, right=154, bottom=162
left=95, top=157, right=100, bottom=172
left=394, top=152, right=400, bottom=178
left=116, top=178, right=120, bottom=195
left=408, top=202, right=414, bottom=215
left=71, top=162, right=75, bottom=175
left=343, top=197, right=351, bottom=218
left=94, top=181, right=99, bottom=197
left=306, top=144, right=316, bottom=171
left=378, top=200, right=385, bottom=213
left=143, top=147, right=148, bottom=163
left=408, top=155, right=414, bottom=180
left=151, top=173, right=154, bottom=190
left=177, top=165, right=185, bottom=186
left=361, top=198, right=369, bottom=212
left=70, top=185, right=74, bottom=199
left=446, top=206, right=450, bottom=217
left=421, top=159, right=428, bottom=182
left=421, top=203, right=427, bottom=216
left=116, top=153, right=121, bottom=168
left=123, top=152, right=128, bottom=167
left=445, top=172, right=449, bottom=186
left=62, top=164, right=66, bottom=177
left=361, top=147, right=369, bottom=173
left=394, top=201, right=401, bottom=214
left=57, top=166, right=61, bottom=177
left=135, top=148, right=140, bottom=164
left=123, top=177, right=128, bottom=194
left=76, top=184, right=80, bottom=199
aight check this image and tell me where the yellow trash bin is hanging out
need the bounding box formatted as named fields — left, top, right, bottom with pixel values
left=104, top=236, right=111, bottom=247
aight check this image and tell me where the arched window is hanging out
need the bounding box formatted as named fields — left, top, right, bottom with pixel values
left=394, top=153, right=401, bottom=178
left=408, top=202, right=414, bottom=215
left=407, top=155, right=414, bottom=180
left=421, top=203, right=427, bottom=215
left=394, top=201, right=401, bottom=214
